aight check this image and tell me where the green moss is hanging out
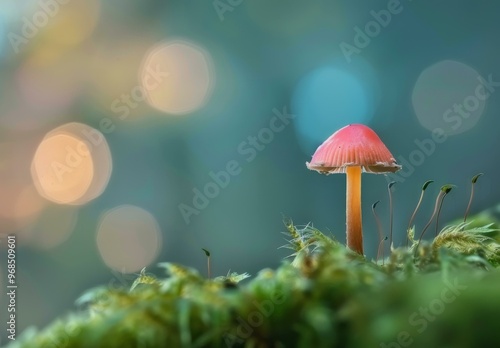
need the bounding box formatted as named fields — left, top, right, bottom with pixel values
left=8, top=212, right=500, bottom=348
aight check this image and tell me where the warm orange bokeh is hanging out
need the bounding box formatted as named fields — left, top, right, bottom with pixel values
left=31, top=123, right=112, bottom=205
left=140, top=40, right=215, bottom=115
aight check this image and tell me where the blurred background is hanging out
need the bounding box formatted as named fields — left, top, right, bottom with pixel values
left=0, top=0, right=499, bottom=338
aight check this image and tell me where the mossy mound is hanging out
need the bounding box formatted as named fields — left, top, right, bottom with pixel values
left=8, top=218, right=500, bottom=348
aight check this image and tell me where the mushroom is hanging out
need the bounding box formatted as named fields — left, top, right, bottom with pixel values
left=306, top=124, right=401, bottom=254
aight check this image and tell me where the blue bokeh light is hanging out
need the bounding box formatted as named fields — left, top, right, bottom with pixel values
left=292, top=66, right=374, bottom=155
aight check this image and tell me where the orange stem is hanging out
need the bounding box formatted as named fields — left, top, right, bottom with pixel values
left=346, top=166, right=363, bottom=254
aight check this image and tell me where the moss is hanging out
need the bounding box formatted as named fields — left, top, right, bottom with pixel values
left=8, top=212, right=500, bottom=348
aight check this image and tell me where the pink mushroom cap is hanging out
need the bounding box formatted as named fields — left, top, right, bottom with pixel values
left=306, top=124, right=401, bottom=174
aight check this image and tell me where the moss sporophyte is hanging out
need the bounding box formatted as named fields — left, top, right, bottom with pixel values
left=8, top=124, right=500, bottom=347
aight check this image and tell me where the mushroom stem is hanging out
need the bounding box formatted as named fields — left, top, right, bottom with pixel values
left=346, top=166, right=363, bottom=254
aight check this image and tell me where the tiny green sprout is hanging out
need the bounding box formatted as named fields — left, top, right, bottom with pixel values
left=407, top=180, right=434, bottom=246
left=388, top=181, right=396, bottom=250
left=157, top=262, right=201, bottom=280
left=283, top=218, right=307, bottom=252
left=464, top=173, right=484, bottom=223
left=129, top=268, right=157, bottom=292
left=213, top=271, right=250, bottom=288
left=407, top=225, right=415, bottom=245
left=202, top=248, right=211, bottom=279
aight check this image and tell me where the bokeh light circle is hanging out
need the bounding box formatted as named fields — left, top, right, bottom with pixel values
left=31, top=123, right=112, bottom=205
left=292, top=66, right=374, bottom=154
left=139, top=40, right=215, bottom=115
left=412, top=60, right=485, bottom=136
left=96, top=205, right=162, bottom=273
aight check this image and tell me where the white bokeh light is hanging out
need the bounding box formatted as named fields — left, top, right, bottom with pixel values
left=139, top=40, right=215, bottom=115
left=412, top=60, right=486, bottom=136
left=96, top=205, right=162, bottom=273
